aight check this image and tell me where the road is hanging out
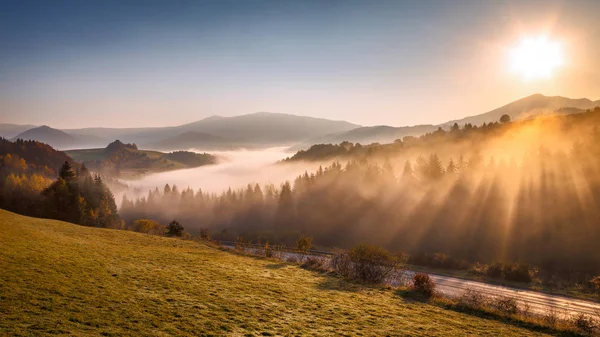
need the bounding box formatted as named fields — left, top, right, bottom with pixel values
left=219, top=242, right=600, bottom=319
left=407, top=271, right=600, bottom=318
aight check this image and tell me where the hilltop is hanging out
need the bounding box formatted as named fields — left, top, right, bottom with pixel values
left=0, top=209, right=552, bottom=336
left=66, top=140, right=217, bottom=178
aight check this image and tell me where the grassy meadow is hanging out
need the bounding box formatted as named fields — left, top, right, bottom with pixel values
left=0, top=209, right=562, bottom=336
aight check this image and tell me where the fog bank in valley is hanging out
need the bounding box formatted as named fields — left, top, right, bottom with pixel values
left=118, top=147, right=320, bottom=200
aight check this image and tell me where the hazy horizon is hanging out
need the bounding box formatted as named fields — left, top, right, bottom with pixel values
left=2, top=0, right=600, bottom=129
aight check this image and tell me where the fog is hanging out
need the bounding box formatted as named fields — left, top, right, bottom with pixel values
left=118, top=147, right=321, bottom=199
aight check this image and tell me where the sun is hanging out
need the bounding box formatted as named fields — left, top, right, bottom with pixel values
left=509, top=36, right=564, bottom=80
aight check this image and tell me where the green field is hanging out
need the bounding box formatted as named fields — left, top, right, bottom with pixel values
left=0, top=209, right=556, bottom=336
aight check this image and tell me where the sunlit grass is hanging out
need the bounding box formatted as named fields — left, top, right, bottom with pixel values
left=0, top=209, right=558, bottom=336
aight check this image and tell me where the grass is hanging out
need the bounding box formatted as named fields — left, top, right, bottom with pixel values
left=0, top=209, right=562, bottom=336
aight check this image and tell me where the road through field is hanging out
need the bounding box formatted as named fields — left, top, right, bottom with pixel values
left=408, top=272, right=600, bottom=318
left=220, top=242, right=600, bottom=319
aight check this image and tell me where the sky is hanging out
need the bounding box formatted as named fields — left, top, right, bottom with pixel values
left=1, top=0, right=599, bottom=128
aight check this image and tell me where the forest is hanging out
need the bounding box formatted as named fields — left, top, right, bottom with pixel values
left=121, top=108, right=600, bottom=278
left=0, top=138, right=121, bottom=227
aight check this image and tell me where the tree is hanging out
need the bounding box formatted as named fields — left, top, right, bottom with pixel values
left=59, top=161, right=76, bottom=183
left=295, top=235, right=313, bottom=259
left=500, top=114, right=511, bottom=123
left=446, top=159, right=457, bottom=174
left=426, top=154, right=444, bottom=180
left=166, top=220, right=184, bottom=237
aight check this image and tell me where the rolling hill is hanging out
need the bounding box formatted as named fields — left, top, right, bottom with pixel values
left=7, top=94, right=600, bottom=151
left=0, top=123, right=38, bottom=139
left=440, top=93, right=600, bottom=128
left=66, top=140, right=217, bottom=178
left=12, top=126, right=77, bottom=150
left=290, top=94, right=600, bottom=150
left=0, top=209, right=551, bottom=336
left=64, top=112, right=361, bottom=150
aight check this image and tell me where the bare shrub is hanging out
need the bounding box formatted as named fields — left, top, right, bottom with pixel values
left=234, top=237, right=247, bottom=252
left=348, top=244, right=399, bottom=284
left=199, top=228, right=210, bottom=240
left=543, top=308, right=559, bottom=327
left=412, top=273, right=436, bottom=297
left=457, top=288, right=488, bottom=309
left=572, top=313, right=596, bottom=334
left=331, top=251, right=353, bottom=278
left=490, top=296, right=519, bottom=315
left=302, top=256, right=328, bottom=272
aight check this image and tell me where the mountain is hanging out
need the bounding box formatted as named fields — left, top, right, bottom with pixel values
left=12, top=126, right=78, bottom=150
left=61, top=112, right=360, bottom=150
left=151, top=131, right=233, bottom=151
left=0, top=123, right=38, bottom=139
left=7, top=95, right=600, bottom=151
left=290, top=94, right=600, bottom=150
left=440, top=94, right=600, bottom=128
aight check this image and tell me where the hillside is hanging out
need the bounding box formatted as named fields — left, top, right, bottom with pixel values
left=441, top=93, right=600, bottom=128
left=152, top=131, right=235, bottom=151
left=291, top=94, right=600, bottom=150
left=0, top=209, right=552, bottom=336
left=66, top=140, right=217, bottom=178
left=0, top=123, right=37, bottom=139
left=13, top=126, right=77, bottom=150
left=63, top=112, right=361, bottom=150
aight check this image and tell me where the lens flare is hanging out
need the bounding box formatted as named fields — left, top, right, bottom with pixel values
left=509, top=36, right=564, bottom=80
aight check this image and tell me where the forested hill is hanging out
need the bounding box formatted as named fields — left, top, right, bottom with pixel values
left=122, top=106, right=600, bottom=278
left=0, top=137, right=73, bottom=177
left=284, top=107, right=600, bottom=163
left=66, top=140, right=218, bottom=178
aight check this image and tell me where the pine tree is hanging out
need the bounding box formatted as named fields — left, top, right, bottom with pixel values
left=59, top=161, right=76, bottom=183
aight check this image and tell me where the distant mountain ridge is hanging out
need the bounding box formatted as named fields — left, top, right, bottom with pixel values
left=292, top=94, right=600, bottom=149
left=440, top=94, right=600, bottom=128
left=12, top=126, right=77, bottom=150
left=6, top=94, right=600, bottom=151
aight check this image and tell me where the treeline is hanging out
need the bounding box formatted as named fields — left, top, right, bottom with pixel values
left=121, top=111, right=600, bottom=278
left=285, top=108, right=600, bottom=163
left=0, top=138, right=121, bottom=228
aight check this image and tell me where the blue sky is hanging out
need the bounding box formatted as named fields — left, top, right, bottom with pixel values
left=1, top=0, right=599, bottom=128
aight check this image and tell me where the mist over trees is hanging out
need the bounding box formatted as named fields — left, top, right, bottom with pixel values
left=121, top=108, right=600, bottom=277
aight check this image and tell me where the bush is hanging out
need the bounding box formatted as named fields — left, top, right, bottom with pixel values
left=199, top=228, right=210, bottom=240
left=490, top=296, right=519, bottom=315
left=572, top=313, right=596, bottom=333
left=503, top=263, right=532, bottom=283
left=302, top=256, right=328, bottom=272
left=166, top=220, right=184, bottom=237
left=486, top=262, right=504, bottom=278
left=457, top=288, right=487, bottom=309
left=412, top=273, right=436, bottom=296
left=331, top=251, right=353, bottom=278
left=348, top=244, right=399, bottom=284
left=131, top=219, right=165, bottom=235
left=590, top=276, right=600, bottom=295
left=295, top=235, right=313, bottom=260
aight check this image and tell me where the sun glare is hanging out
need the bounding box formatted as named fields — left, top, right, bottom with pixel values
left=509, top=36, right=564, bottom=80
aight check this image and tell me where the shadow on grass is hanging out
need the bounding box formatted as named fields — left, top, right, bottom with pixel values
left=265, top=263, right=287, bottom=269
left=394, top=287, right=429, bottom=303
left=315, top=276, right=388, bottom=294
left=441, top=303, right=583, bottom=337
